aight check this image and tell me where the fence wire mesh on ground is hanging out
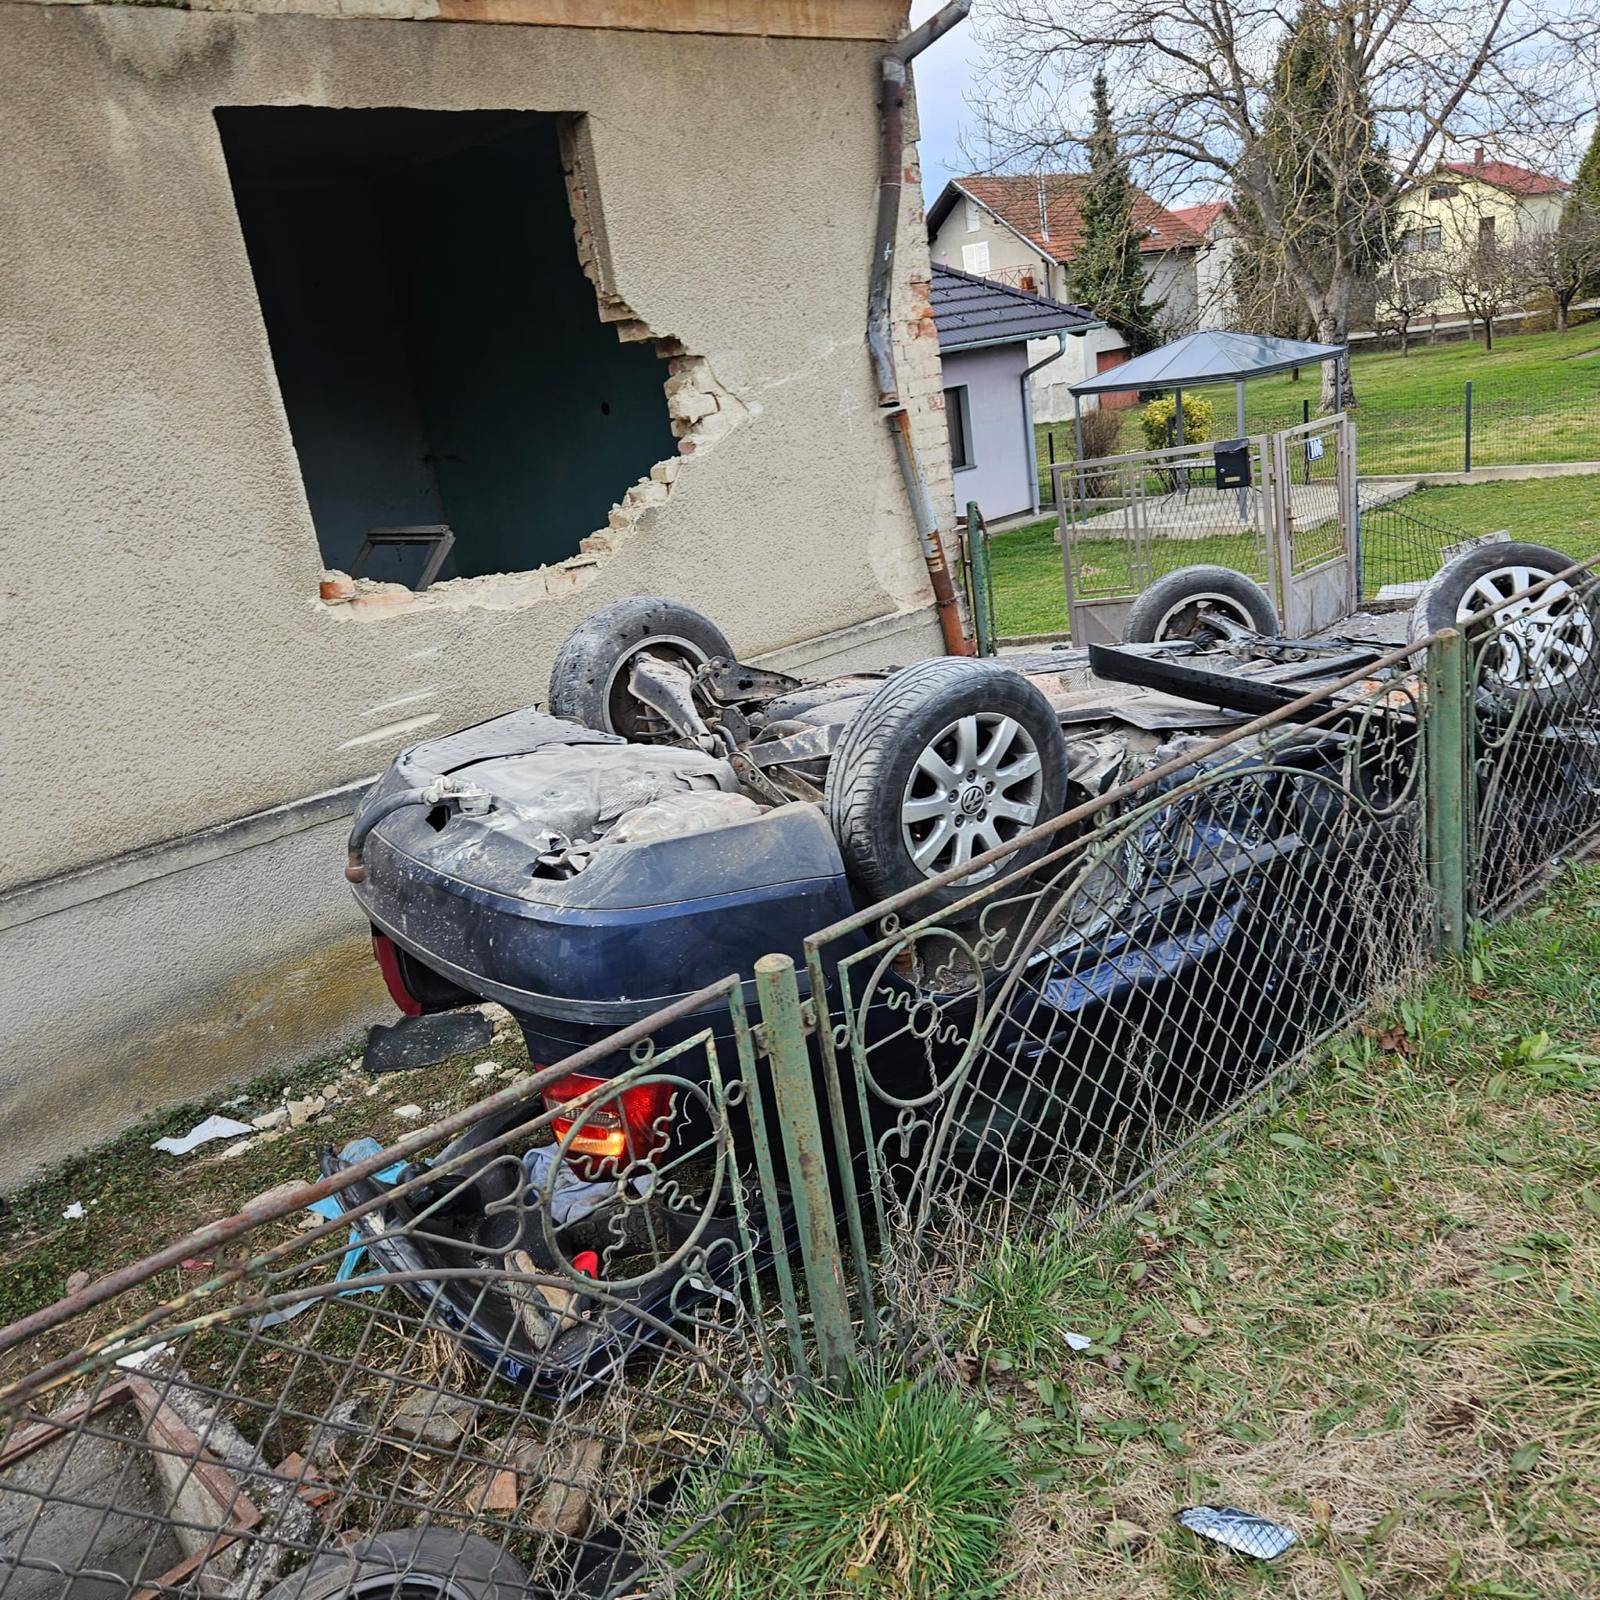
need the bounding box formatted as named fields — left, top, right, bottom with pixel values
left=3, top=556, right=1599, bottom=1598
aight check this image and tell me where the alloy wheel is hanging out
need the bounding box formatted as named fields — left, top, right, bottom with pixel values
left=900, top=714, right=1045, bottom=881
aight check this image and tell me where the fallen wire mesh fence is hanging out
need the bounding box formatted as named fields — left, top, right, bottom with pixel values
left=0, top=981, right=804, bottom=1600
left=1358, top=498, right=1477, bottom=603
left=801, top=646, right=1438, bottom=1354
left=3, top=556, right=1600, bottom=1596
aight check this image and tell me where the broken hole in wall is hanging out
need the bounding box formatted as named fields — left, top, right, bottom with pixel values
left=214, top=107, right=676, bottom=589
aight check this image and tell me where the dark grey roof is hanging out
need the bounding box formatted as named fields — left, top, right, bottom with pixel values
left=931, top=263, right=1100, bottom=351
left=1069, top=330, right=1345, bottom=395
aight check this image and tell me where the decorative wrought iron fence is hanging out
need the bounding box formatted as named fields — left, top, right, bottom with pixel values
left=799, top=642, right=1436, bottom=1359
left=0, top=980, right=811, bottom=1600
left=3, top=556, right=1599, bottom=1598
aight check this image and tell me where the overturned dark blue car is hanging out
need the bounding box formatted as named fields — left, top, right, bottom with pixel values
left=334, top=551, right=1598, bottom=1386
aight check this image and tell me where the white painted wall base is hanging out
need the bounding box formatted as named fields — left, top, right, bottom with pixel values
left=1030, top=328, right=1131, bottom=423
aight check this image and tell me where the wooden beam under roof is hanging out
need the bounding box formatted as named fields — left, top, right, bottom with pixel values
left=432, top=0, right=910, bottom=39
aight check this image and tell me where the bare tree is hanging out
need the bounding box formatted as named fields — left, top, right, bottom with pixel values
left=1437, top=238, right=1530, bottom=349
left=1374, top=253, right=1442, bottom=355
left=1523, top=212, right=1600, bottom=332
left=1228, top=192, right=1316, bottom=338
left=971, top=0, right=1595, bottom=409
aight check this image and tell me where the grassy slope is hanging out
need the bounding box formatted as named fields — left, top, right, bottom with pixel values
left=988, top=474, right=1600, bottom=638
left=1034, top=323, right=1600, bottom=483
left=955, top=865, right=1600, bottom=1599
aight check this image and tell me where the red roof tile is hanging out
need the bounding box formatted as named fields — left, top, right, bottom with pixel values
left=1440, top=158, right=1566, bottom=197
left=956, top=174, right=1203, bottom=260
left=1171, top=201, right=1231, bottom=235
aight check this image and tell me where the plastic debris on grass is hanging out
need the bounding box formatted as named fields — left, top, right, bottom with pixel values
left=1177, top=1505, right=1298, bottom=1560
left=152, top=1115, right=255, bottom=1156
left=248, top=1137, right=406, bottom=1330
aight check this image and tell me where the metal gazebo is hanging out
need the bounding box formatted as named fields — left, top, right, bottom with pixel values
left=1067, top=330, right=1346, bottom=458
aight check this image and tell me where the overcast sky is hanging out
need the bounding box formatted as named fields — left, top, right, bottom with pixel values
left=908, top=0, right=983, bottom=201
left=906, top=1, right=1594, bottom=202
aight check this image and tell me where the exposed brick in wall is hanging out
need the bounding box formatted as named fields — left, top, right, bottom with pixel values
left=861, top=118, right=955, bottom=613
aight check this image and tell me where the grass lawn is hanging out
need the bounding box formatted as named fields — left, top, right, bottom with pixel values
left=988, top=472, right=1600, bottom=639
left=1035, top=322, right=1600, bottom=485
left=952, top=863, right=1600, bottom=1598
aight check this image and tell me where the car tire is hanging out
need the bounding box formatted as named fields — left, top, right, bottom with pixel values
left=826, top=658, right=1069, bottom=912
left=1122, top=566, right=1277, bottom=645
left=1410, top=542, right=1596, bottom=718
left=549, top=597, right=733, bottom=738
left=261, top=1530, right=537, bottom=1600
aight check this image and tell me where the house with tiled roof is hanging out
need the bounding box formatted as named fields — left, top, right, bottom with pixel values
left=927, top=175, right=1208, bottom=420
left=1394, top=147, right=1569, bottom=315
left=1170, top=201, right=1239, bottom=332
left=929, top=264, right=1100, bottom=519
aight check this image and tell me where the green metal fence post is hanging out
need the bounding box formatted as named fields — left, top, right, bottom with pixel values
left=1464, top=380, right=1473, bottom=473
left=753, top=952, right=855, bottom=1387
left=1424, top=628, right=1469, bottom=954
left=967, top=502, right=995, bottom=656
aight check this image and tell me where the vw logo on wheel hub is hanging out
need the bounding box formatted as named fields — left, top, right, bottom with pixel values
left=959, top=784, right=986, bottom=816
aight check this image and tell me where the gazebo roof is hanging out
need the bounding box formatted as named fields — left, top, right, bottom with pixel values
left=1069, top=331, right=1345, bottom=396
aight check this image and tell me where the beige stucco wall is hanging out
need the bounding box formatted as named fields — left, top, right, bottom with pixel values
left=0, top=1, right=949, bottom=891
left=0, top=1, right=957, bottom=1183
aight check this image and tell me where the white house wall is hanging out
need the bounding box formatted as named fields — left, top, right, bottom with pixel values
left=942, top=342, right=1035, bottom=523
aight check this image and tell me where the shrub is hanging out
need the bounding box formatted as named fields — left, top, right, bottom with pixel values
left=672, top=1371, right=1015, bottom=1598
left=1138, top=392, right=1215, bottom=450
left=1063, top=405, right=1126, bottom=499
left=1075, top=404, right=1125, bottom=462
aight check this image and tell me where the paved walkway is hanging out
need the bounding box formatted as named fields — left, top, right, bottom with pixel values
left=1074, top=477, right=1416, bottom=539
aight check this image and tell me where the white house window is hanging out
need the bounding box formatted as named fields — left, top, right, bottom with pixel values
left=1478, top=215, right=1496, bottom=245
left=964, top=196, right=981, bottom=232
left=961, top=240, right=991, bottom=276
left=1428, top=182, right=1460, bottom=200
left=945, top=385, right=975, bottom=471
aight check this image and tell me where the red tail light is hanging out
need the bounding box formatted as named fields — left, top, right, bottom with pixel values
left=371, top=932, right=424, bottom=1017
left=543, top=1072, right=674, bottom=1179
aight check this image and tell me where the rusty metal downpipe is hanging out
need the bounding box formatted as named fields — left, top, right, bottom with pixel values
left=869, top=1, right=972, bottom=406
left=871, top=1, right=975, bottom=657
left=888, top=407, right=969, bottom=656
